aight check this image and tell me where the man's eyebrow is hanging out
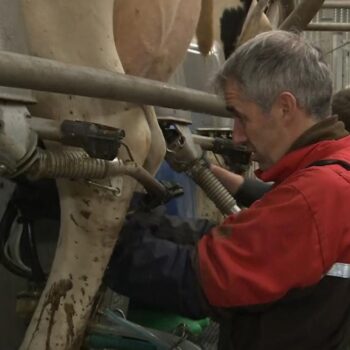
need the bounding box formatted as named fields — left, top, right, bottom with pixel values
left=226, top=106, right=237, bottom=113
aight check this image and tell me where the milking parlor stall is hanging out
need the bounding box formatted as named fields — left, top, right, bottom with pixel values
left=0, top=0, right=346, bottom=349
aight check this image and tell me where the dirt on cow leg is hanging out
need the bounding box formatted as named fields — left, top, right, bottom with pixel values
left=26, top=279, right=73, bottom=350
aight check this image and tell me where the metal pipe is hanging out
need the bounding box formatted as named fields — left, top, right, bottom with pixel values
left=323, top=1, right=350, bottom=8
left=307, top=23, right=350, bottom=31
left=28, top=117, right=62, bottom=141
left=112, top=162, right=168, bottom=199
left=29, top=117, right=223, bottom=153
left=0, top=50, right=232, bottom=119
left=192, top=135, right=215, bottom=151
left=279, top=0, right=326, bottom=31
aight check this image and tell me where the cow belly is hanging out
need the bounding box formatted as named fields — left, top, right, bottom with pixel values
left=19, top=1, right=165, bottom=349
left=113, top=0, right=201, bottom=81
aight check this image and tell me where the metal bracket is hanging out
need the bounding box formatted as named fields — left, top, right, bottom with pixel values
left=158, top=117, right=203, bottom=173
left=61, top=120, right=125, bottom=160
left=86, top=177, right=123, bottom=197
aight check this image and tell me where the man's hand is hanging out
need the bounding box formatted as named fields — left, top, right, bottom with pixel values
left=210, top=164, right=244, bottom=195
left=105, top=209, right=210, bottom=319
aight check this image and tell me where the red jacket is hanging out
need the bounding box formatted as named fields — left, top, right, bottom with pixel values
left=198, top=136, right=350, bottom=307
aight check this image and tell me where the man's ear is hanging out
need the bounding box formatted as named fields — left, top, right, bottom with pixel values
left=275, top=91, right=298, bottom=124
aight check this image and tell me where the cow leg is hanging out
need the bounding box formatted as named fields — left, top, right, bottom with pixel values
left=19, top=1, right=163, bottom=349
left=141, top=106, right=166, bottom=175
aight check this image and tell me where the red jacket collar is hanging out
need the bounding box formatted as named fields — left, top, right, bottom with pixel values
left=256, top=136, right=350, bottom=183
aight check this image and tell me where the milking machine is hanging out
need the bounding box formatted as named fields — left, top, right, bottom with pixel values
left=0, top=108, right=249, bottom=349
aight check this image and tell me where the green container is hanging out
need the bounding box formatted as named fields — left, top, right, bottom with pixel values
left=127, top=309, right=210, bottom=336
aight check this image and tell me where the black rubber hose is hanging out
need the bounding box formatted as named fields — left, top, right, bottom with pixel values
left=24, top=220, right=46, bottom=282
left=0, top=201, right=32, bottom=279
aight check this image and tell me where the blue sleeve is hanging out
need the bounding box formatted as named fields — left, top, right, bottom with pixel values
left=105, top=214, right=211, bottom=319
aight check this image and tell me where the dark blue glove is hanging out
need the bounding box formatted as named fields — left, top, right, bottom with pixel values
left=235, top=178, right=273, bottom=207
left=105, top=210, right=212, bottom=319
left=124, top=206, right=215, bottom=244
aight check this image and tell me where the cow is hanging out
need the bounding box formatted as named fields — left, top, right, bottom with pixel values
left=15, top=0, right=324, bottom=349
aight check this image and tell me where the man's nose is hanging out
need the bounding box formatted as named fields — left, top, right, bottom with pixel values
left=232, top=119, right=247, bottom=145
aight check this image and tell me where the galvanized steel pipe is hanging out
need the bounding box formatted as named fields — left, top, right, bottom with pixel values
left=280, top=0, right=326, bottom=31
left=29, top=117, right=63, bottom=141
left=323, top=1, right=350, bottom=8
left=307, top=23, right=350, bottom=31
left=0, top=50, right=231, bottom=119
left=192, top=135, right=215, bottom=151
left=29, top=117, right=225, bottom=152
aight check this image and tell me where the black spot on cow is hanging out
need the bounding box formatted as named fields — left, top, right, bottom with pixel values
left=82, top=199, right=90, bottom=207
left=80, top=210, right=91, bottom=220
left=220, top=0, right=252, bottom=59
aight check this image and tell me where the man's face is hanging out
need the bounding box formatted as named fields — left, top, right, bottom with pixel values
left=224, top=80, right=288, bottom=171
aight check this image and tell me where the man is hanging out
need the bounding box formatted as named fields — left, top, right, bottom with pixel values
left=106, top=30, right=350, bottom=349
left=333, top=88, right=350, bottom=132
left=215, top=86, right=350, bottom=206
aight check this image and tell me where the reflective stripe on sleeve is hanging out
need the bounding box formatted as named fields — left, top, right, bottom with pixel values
left=326, top=263, right=350, bottom=278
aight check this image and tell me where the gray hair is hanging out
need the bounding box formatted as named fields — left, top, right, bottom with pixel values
left=215, top=30, right=333, bottom=120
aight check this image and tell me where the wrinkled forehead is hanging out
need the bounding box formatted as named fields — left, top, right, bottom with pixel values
left=224, top=79, right=251, bottom=108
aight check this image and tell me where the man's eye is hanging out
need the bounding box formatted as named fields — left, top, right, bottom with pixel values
left=226, top=106, right=234, bottom=113
left=236, top=115, right=246, bottom=124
